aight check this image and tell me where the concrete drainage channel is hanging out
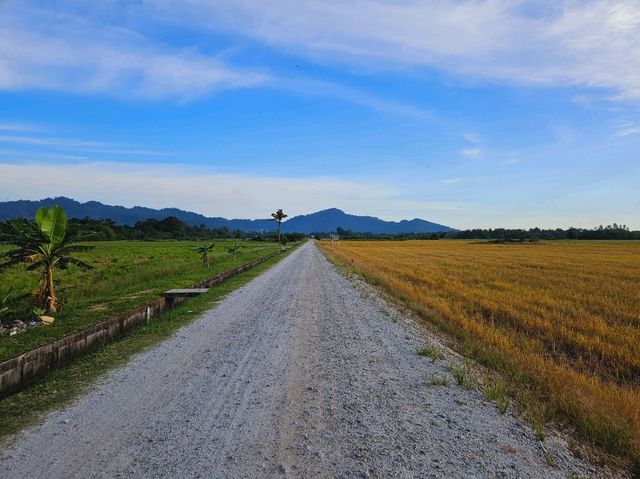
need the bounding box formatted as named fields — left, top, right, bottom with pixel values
left=0, top=249, right=284, bottom=399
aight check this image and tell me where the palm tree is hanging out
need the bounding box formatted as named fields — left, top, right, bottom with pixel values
left=227, top=244, right=241, bottom=260
left=194, top=243, right=215, bottom=268
left=0, top=206, right=93, bottom=313
left=270, top=209, right=288, bottom=247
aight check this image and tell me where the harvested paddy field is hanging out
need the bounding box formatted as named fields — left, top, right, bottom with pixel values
left=320, top=240, right=640, bottom=467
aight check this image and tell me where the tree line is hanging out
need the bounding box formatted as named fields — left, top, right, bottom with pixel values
left=328, top=224, right=640, bottom=241
left=3, top=215, right=636, bottom=242
left=59, top=216, right=305, bottom=242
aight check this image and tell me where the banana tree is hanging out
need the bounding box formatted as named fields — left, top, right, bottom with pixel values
left=227, top=244, right=241, bottom=260
left=0, top=287, right=12, bottom=322
left=270, top=209, right=288, bottom=248
left=0, top=206, right=93, bottom=313
left=194, top=242, right=215, bottom=267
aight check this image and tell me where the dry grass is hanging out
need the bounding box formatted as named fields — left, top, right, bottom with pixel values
left=320, top=239, right=640, bottom=467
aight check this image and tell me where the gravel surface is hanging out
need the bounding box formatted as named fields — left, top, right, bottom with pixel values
left=0, top=241, right=622, bottom=478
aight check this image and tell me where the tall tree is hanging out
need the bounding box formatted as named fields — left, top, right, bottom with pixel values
left=0, top=206, right=92, bottom=313
left=270, top=209, right=288, bottom=247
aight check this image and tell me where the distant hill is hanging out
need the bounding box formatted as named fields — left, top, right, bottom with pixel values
left=0, top=197, right=455, bottom=234
left=286, top=208, right=454, bottom=234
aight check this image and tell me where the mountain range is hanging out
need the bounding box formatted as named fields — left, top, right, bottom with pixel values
left=0, top=197, right=455, bottom=234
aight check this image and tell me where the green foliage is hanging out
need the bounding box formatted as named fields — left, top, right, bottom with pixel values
left=486, top=381, right=510, bottom=414
left=194, top=242, right=215, bottom=267
left=0, top=240, right=282, bottom=361
left=227, top=244, right=241, bottom=260
left=431, top=374, right=449, bottom=386
left=417, top=344, right=444, bottom=362
left=318, top=224, right=640, bottom=241
left=35, top=205, right=67, bottom=245
left=0, top=249, right=292, bottom=442
left=0, top=206, right=93, bottom=313
left=64, top=216, right=249, bottom=241
left=270, top=209, right=287, bottom=223
left=449, top=365, right=480, bottom=390
left=270, top=209, right=288, bottom=246
left=0, top=287, right=12, bottom=321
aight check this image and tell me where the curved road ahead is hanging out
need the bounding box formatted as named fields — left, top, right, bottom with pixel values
left=1, top=242, right=614, bottom=478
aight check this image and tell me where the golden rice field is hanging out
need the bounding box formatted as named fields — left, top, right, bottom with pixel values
left=320, top=240, right=640, bottom=465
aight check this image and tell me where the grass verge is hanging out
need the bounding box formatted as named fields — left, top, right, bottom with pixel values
left=0, top=241, right=281, bottom=362
left=417, top=344, right=444, bottom=362
left=0, top=246, right=295, bottom=442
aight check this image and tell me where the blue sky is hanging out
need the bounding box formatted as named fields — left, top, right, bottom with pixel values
left=0, top=1, right=638, bottom=228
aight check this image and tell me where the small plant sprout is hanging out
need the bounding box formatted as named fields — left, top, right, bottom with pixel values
left=431, top=374, right=449, bottom=386
left=417, top=345, right=444, bottom=362
left=449, top=365, right=480, bottom=390
left=194, top=243, right=215, bottom=268
left=486, top=381, right=510, bottom=414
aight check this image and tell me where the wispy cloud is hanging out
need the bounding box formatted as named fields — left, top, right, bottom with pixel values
left=441, top=176, right=486, bottom=186
left=279, top=77, right=437, bottom=120
left=441, top=177, right=467, bottom=185
left=0, top=135, right=168, bottom=156
left=5, top=1, right=640, bottom=104
left=459, top=131, right=484, bottom=160
left=460, top=147, right=482, bottom=160
left=0, top=122, right=40, bottom=132
left=0, top=2, right=441, bottom=117
left=501, top=157, right=521, bottom=165
left=0, top=4, right=269, bottom=100
left=462, top=132, right=481, bottom=144
left=614, top=122, right=640, bottom=136
left=159, top=0, right=640, bottom=101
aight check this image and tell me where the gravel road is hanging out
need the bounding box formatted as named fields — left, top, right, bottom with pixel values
left=1, top=241, right=620, bottom=478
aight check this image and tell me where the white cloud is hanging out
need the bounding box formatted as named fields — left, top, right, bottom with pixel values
left=3, top=1, right=640, bottom=104
left=462, top=132, right=481, bottom=144
left=156, top=0, right=640, bottom=100
left=441, top=177, right=467, bottom=185
left=460, top=147, right=482, bottom=159
left=614, top=122, right=640, bottom=136
left=501, top=158, right=520, bottom=165
left=440, top=176, right=486, bottom=186
left=0, top=161, right=465, bottom=221
left=0, top=135, right=167, bottom=156
left=0, top=122, right=39, bottom=132
left=281, top=77, right=436, bottom=120
left=0, top=2, right=442, bottom=116
left=0, top=4, right=269, bottom=99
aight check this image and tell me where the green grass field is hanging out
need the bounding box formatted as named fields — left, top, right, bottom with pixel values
left=0, top=246, right=295, bottom=440
left=0, top=240, right=281, bottom=361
